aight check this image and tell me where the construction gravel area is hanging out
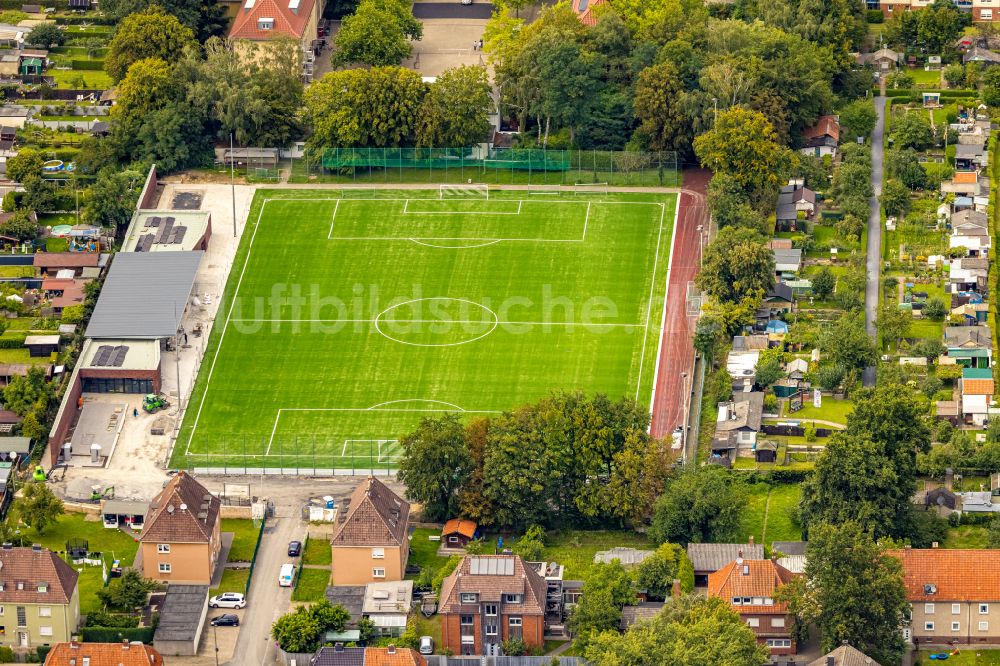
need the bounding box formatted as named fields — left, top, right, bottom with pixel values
left=54, top=184, right=258, bottom=502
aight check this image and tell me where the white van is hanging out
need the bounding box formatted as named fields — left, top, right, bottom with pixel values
left=279, top=563, right=295, bottom=587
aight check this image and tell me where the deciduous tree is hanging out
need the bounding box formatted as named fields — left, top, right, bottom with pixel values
left=649, top=467, right=747, bottom=546
left=696, top=226, right=775, bottom=304
left=397, top=414, right=473, bottom=521
left=104, top=7, right=196, bottom=82
left=417, top=65, right=492, bottom=147
left=15, top=482, right=63, bottom=535
left=333, top=0, right=416, bottom=67
left=26, top=23, right=63, bottom=48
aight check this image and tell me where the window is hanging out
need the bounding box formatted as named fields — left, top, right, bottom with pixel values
left=449, top=536, right=459, bottom=543
left=983, top=8, right=994, bottom=18
left=37, top=608, right=50, bottom=618
left=460, top=615, right=473, bottom=627
left=771, top=617, right=785, bottom=628
left=763, top=598, right=774, bottom=606
left=732, top=597, right=742, bottom=605
left=766, top=639, right=791, bottom=648
left=509, top=617, right=522, bottom=626
left=461, top=593, right=478, bottom=604
left=953, top=604, right=962, bottom=615
left=752, top=597, right=764, bottom=606
left=926, top=603, right=936, bottom=614
left=372, top=568, right=385, bottom=578
left=257, top=17, right=273, bottom=29
left=742, top=597, right=752, bottom=605
left=15, top=607, right=25, bottom=628
left=15, top=583, right=22, bottom=591
left=461, top=635, right=474, bottom=644
left=982, top=604, right=991, bottom=615
left=157, top=544, right=170, bottom=554
left=981, top=622, right=990, bottom=632
left=158, top=563, right=171, bottom=573
left=747, top=618, right=760, bottom=628
left=371, top=548, right=384, bottom=559
left=925, top=622, right=935, bottom=631
left=485, top=624, right=498, bottom=636
left=38, top=626, right=52, bottom=637
left=36, top=583, right=46, bottom=593
left=505, top=594, right=521, bottom=604
left=485, top=604, right=498, bottom=616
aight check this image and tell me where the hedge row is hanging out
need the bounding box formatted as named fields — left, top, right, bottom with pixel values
left=0, top=336, right=27, bottom=349
left=70, top=59, right=105, bottom=71
left=80, top=626, right=155, bottom=643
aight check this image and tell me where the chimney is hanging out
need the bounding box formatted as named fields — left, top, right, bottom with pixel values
left=122, top=639, right=130, bottom=650
left=334, top=643, right=344, bottom=652
left=748, top=535, right=755, bottom=546
left=932, top=541, right=939, bottom=548
left=387, top=645, right=396, bottom=654
left=70, top=641, right=79, bottom=649
left=826, top=658, right=835, bottom=666
left=671, top=579, right=681, bottom=598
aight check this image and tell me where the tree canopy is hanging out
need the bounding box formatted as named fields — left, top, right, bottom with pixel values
left=104, top=6, right=197, bottom=82
left=649, top=466, right=747, bottom=545
left=696, top=226, right=775, bottom=304
left=397, top=414, right=473, bottom=521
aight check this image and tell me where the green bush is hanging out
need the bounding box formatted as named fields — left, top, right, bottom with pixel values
left=85, top=610, right=140, bottom=628
left=0, top=646, right=13, bottom=663
left=866, top=8, right=884, bottom=22
left=70, top=59, right=105, bottom=71
left=0, top=334, right=27, bottom=349
left=80, top=626, right=155, bottom=643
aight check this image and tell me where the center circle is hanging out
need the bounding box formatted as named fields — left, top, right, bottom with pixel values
left=374, top=297, right=499, bottom=347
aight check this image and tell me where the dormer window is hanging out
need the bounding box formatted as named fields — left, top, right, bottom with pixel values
left=36, top=583, right=46, bottom=593
left=460, top=593, right=478, bottom=604
left=15, top=582, right=22, bottom=591
left=504, top=594, right=521, bottom=603
left=258, top=18, right=274, bottom=30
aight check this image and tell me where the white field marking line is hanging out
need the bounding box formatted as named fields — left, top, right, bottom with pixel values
left=633, top=202, right=668, bottom=403
left=648, top=194, right=683, bottom=421
left=263, top=196, right=662, bottom=206
left=408, top=239, right=503, bottom=249
left=230, top=317, right=645, bottom=328
left=582, top=202, right=591, bottom=241
left=265, top=405, right=503, bottom=454
left=401, top=199, right=523, bottom=215
left=328, top=199, right=342, bottom=238
left=185, top=197, right=271, bottom=454
left=367, top=398, right=466, bottom=410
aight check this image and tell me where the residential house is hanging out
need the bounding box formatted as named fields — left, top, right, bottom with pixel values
left=686, top=540, right=763, bottom=587
left=952, top=302, right=989, bottom=325
left=441, top=519, right=477, bottom=548
left=364, top=647, right=427, bottom=666
left=0, top=546, right=79, bottom=650
left=44, top=642, right=164, bottom=666
left=620, top=602, right=665, bottom=630
left=732, top=334, right=770, bottom=352
left=363, top=580, right=413, bottom=638
left=925, top=486, right=959, bottom=512
left=763, top=283, right=795, bottom=315
left=776, top=182, right=816, bottom=232
left=715, top=391, right=765, bottom=454
left=138, top=471, right=222, bottom=585
left=773, top=248, right=803, bottom=276
left=727, top=350, right=759, bottom=391
left=891, top=548, right=1000, bottom=646
left=806, top=643, right=881, bottom=666
left=439, top=555, right=546, bottom=656
left=950, top=209, right=991, bottom=257
left=228, top=0, right=321, bottom=80
left=955, top=142, right=988, bottom=171
left=964, top=46, right=1000, bottom=64
left=32, top=253, right=101, bottom=278
left=956, top=491, right=1000, bottom=513
left=945, top=326, right=993, bottom=369
left=941, top=171, right=989, bottom=199
left=948, top=256, right=989, bottom=293
left=707, top=558, right=798, bottom=655
left=801, top=115, right=840, bottom=157
left=570, top=0, right=607, bottom=25
left=331, top=477, right=410, bottom=585
left=861, top=48, right=900, bottom=71
left=960, top=367, right=994, bottom=426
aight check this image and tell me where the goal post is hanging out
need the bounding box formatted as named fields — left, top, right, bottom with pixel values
left=439, top=183, right=490, bottom=199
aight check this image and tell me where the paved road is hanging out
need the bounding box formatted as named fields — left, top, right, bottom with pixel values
left=224, top=508, right=303, bottom=666
left=863, top=96, right=887, bottom=387
left=413, top=2, right=494, bottom=19
left=649, top=169, right=709, bottom=453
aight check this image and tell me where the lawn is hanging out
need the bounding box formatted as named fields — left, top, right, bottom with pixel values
left=0, top=348, right=52, bottom=365
left=292, top=567, right=330, bottom=602
left=911, top=68, right=942, bottom=87
left=739, top=483, right=803, bottom=547
left=24, top=513, right=139, bottom=614
left=541, top=530, right=654, bottom=580
left=222, top=519, right=261, bottom=563
left=174, top=189, right=676, bottom=470
left=47, top=68, right=113, bottom=89
left=302, top=534, right=331, bottom=566
left=943, top=526, right=989, bottom=549
left=408, top=613, right=442, bottom=652
left=210, top=567, right=250, bottom=596
left=783, top=397, right=854, bottom=425
left=407, top=527, right=450, bottom=580
left=916, top=649, right=1000, bottom=664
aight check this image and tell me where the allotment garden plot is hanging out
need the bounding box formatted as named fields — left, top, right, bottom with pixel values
left=175, top=189, right=676, bottom=471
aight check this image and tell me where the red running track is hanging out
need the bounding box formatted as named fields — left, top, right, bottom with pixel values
left=649, top=169, right=710, bottom=439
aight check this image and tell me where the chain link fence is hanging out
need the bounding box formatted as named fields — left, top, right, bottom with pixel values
left=288, top=147, right=680, bottom=187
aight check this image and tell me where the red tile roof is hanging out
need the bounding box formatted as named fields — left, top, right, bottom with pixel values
left=802, top=115, right=840, bottom=143
left=0, top=546, right=78, bottom=604
left=229, top=0, right=316, bottom=41
left=571, top=0, right=607, bottom=26
left=44, top=642, right=164, bottom=666
left=442, top=518, right=476, bottom=539
left=963, top=378, right=995, bottom=395
left=332, top=477, right=409, bottom=548
left=439, top=555, right=546, bottom=615
left=954, top=171, right=979, bottom=184
left=33, top=253, right=100, bottom=269
left=889, top=548, right=1000, bottom=601
left=140, top=471, right=220, bottom=544
left=364, top=647, right=427, bottom=666
left=707, top=559, right=797, bottom=614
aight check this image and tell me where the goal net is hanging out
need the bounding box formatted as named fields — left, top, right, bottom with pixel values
left=574, top=182, right=609, bottom=195
left=439, top=183, right=489, bottom=199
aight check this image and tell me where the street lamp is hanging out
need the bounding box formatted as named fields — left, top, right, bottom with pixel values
left=696, top=225, right=704, bottom=267
left=712, top=98, right=718, bottom=127
left=680, top=372, right=690, bottom=465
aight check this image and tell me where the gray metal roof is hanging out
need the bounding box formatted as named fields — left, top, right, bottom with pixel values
left=686, top=543, right=764, bottom=572
left=0, top=437, right=31, bottom=454
left=86, top=252, right=203, bottom=339
left=153, top=584, right=208, bottom=642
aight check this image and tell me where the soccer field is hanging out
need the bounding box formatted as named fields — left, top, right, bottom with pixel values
left=174, top=188, right=677, bottom=472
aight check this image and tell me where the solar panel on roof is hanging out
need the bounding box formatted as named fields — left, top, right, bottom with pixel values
left=94, top=345, right=114, bottom=366
left=156, top=218, right=174, bottom=244
left=110, top=345, right=129, bottom=367
left=172, top=227, right=187, bottom=245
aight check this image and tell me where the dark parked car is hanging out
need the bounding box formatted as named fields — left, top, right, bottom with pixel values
left=210, top=614, right=240, bottom=627
left=287, top=541, right=302, bottom=557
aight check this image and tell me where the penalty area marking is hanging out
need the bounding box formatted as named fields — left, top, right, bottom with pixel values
left=402, top=199, right=523, bottom=215
left=265, top=403, right=503, bottom=455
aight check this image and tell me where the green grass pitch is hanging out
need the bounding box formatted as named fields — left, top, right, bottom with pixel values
left=174, top=188, right=677, bottom=471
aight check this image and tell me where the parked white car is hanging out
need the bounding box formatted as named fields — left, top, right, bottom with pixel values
left=209, top=592, right=246, bottom=609
left=279, top=563, right=295, bottom=587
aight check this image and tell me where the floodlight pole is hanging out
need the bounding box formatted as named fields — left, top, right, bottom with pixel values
left=230, top=133, right=237, bottom=238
